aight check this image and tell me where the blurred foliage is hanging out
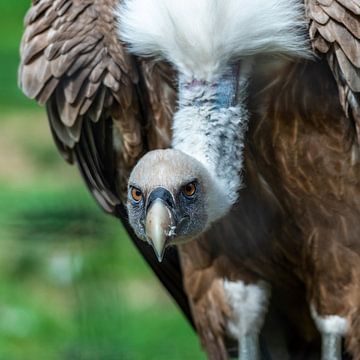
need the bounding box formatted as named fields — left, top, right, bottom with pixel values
left=0, top=1, right=38, bottom=110
left=0, top=186, right=204, bottom=359
left=0, top=2, right=205, bottom=359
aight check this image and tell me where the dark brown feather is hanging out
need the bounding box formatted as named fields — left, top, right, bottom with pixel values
left=306, top=0, right=360, bottom=144
left=250, top=60, right=360, bottom=358
left=179, top=58, right=360, bottom=358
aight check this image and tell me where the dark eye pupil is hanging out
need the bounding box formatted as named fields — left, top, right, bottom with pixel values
left=131, top=187, right=142, bottom=201
left=183, top=183, right=196, bottom=196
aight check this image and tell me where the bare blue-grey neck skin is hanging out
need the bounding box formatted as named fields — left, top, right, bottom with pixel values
left=173, top=62, right=251, bottom=218
left=178, top=64, right=239, bottom=109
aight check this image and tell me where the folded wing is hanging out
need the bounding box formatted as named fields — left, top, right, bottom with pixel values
left=19, top=0, right=193, bottom=326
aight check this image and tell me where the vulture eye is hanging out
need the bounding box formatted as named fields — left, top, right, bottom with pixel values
left=130, top=187, right=143, bottom=203
left=182, top=182, right=197, bottom=198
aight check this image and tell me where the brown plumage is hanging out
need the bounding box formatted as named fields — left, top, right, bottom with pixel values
left=19, top=0, right=192, bottom=326
left=19, top=0, right=360, bottom=359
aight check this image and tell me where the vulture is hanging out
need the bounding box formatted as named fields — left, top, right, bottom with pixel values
left=19, top=0, right=360, bottom=359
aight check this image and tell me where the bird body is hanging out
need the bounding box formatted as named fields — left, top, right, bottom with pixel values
left=180, top=58, right=360, bottom=358
left=19, top=0, right=360, bottom=358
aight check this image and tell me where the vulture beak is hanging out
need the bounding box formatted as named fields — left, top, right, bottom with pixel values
left=145, top=188, right=176, bottom=262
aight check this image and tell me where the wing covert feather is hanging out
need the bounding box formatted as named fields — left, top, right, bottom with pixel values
left=306, top=0, right=360, bottom=143
left=19, top=0, right=144, bottom=209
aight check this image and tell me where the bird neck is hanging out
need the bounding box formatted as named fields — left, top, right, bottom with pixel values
left=172, top=63, right=251, bottom=217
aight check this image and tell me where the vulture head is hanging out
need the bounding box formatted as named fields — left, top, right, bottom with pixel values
left=127, top=149, right=227, bottom=261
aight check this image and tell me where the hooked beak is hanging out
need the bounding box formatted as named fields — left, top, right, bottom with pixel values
left=145, top=198, right=175, bottom=262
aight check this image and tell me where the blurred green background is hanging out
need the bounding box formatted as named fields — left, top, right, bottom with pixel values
left=0, top=2, right=204, bottom=359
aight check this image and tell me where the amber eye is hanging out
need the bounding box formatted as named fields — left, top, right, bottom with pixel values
left=130, top=187, right=143, bottom=203
left=182, top=182, right=197, bottom=198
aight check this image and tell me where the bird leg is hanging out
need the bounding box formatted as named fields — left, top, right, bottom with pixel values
left=224, top=280, right=270, bottom=360
left=321, top=333, right=342, bottom=360
left=238, top=334, right=260, bottom=360
left=310, top=306, right=348, bottom=360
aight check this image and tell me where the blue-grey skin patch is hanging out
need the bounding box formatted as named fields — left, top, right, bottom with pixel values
left=174, top=181, right=206, bottom=239
left=127, top=186, right=147, bottom=240
left=179, top=64, right=239, bottom=109
left=127, top=182, right=207, bottom=243
left=214, top=64, right=239, bottom=108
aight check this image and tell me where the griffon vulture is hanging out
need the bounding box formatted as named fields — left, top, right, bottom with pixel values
left=19, top=0, right=360, bottom=359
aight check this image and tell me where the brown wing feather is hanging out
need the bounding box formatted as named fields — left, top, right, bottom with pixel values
left=19, top=0, right=145, bottom=202
left=306, top=0, right=360, bottom=144
left=140, top=60, right=177, bottom=150
left=19, top=0, right=194, bottom=329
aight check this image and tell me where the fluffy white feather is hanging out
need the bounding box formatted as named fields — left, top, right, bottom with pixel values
left=117, top=0, right=310, bottom=79
left=224, top=280, right=271, bottom=338
left=310, top=305, right=348, bottom=335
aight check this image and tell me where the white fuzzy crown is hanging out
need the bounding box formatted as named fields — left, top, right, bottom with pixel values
left=117, top=0, right=310, bottom=79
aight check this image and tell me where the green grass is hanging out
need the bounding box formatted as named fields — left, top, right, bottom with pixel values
left=0, top=110, right=204, bottom=359
left=0, top=185, right=205, bottom=359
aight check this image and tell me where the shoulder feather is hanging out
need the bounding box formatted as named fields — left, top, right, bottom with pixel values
left=19, top=0, right=145, bottom=209
left=306, top=0, right=360, bottom=144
